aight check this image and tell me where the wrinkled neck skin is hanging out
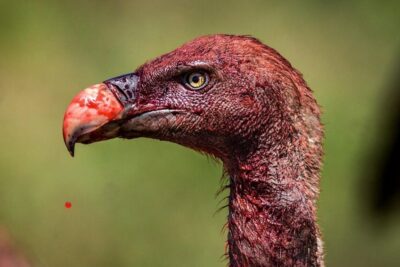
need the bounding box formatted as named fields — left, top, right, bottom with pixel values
left=223, top=122, right=324, bottom=267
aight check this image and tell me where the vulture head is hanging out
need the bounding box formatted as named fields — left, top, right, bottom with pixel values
left=63, top=35, right=324, bottom=267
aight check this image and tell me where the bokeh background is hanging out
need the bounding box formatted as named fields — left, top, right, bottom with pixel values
left=1, top=0, right=399, bottom=266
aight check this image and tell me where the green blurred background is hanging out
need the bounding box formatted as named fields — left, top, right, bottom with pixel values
left=0, top=0, right=399, bottom=266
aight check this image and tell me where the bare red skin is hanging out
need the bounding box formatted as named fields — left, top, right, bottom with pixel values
left=63, top=35, right=324, bottom=266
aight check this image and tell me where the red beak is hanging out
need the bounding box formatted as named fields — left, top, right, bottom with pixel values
left=63, top=83, right=124, bottom=156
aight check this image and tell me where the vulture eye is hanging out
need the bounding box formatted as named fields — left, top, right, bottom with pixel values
left=183, top=72, right=209, bottom=90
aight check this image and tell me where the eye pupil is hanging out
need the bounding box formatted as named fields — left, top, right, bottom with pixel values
left=192, top=75, right=200, bottom=83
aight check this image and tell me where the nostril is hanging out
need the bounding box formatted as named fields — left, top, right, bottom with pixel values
left=105, top=82, right=129, bottom=103
left=114, top=84, right=130, bottom=100
left=104, top=73, right=139, bottom=104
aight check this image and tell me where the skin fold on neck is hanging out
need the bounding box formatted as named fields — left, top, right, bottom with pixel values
left=224, top=119, right=323, bottom=267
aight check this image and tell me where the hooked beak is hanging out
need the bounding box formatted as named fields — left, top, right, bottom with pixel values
left=63, top=73, right=138, bottom=156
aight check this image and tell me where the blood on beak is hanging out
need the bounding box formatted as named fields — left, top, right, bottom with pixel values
left=63, top=83, right=124, bottom=156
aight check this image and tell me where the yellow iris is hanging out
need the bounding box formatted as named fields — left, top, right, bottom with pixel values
left=187, top=72, right=207, bottom=89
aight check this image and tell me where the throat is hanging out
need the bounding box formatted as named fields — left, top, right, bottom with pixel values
left=224, top=141, right=323, bottom=267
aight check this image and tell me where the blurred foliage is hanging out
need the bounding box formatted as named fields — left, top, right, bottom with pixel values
left=0, top=0, right=399, bottom=266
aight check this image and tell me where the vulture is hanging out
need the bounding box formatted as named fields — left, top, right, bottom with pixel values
left=63, top=34, right=324, bottom=267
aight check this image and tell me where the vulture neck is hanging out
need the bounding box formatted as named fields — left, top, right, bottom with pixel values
left=224, top=131, right=323, bottom=266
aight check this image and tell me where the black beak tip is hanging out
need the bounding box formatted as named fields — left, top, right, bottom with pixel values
left=64, top=138, right=76, bottom=157
left=68, top=146, right=75, bottom=157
